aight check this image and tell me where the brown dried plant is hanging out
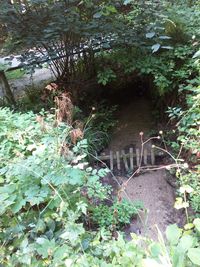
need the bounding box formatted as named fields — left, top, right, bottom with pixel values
left=41, top=83, right=59, bottom=101
left=70, top=128, right=84, bottom=144
left=36, top=115, right=46, bottom=131
left=55, top=92, right=74, bottom=125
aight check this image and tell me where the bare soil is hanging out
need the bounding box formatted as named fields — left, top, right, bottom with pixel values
left=121, top=170, right=185, bottom=240
left=105, top=97, right=185, bottom=240
left=106, top=97, right=154, bottom=152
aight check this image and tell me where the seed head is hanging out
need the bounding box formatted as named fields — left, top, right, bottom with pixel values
left=183, top=163, right=189, bottom=169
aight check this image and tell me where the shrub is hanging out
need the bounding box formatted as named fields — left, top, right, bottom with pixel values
left=91, top=199, right=143, bottom=230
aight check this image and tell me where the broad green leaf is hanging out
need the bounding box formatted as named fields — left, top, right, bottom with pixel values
left=149, top=243, right=162, bottom=258
left=67, top=168, right=84, bottom=185
left=142, top=258, right=164, bottom=267
left=53, top=244, right=70, bottom=261
left=159, top=35, right=171, bottom=40
left=172, top=250, right=185, bottom=267
left=166, top=224, right=182, bottom=245
left=193, top=218, right=200, bottom=232
left=11, top=197, right=26, bottom=213
left=152, top=44, right=161, bottom=53
left=193, top=50, right=200, bottom=58
left=146, top=32, right=155, bottom=39
left=35, top=238, right=56, bottom=258
left=174, top=197, right=189, bottom=209
left=60, top=223, right=85, bottom=246
left=93, top=12, right=102, bottom=18
left=177, top=235, right=195, bottom=253
left=184, top=223, right=194, bottom=230
left=188, top=248, right=200, bottom=265
left=180, top=185, right=193, bottom=194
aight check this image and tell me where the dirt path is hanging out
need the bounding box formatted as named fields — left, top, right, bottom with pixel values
left=106, top=97, right=184, bottom=239
left=121, top=170, right=184, bottom=240
left=107, top=97, right=154, bottom=152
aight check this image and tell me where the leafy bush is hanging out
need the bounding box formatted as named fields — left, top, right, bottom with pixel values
left=0, top=1, right=200, bottom=265
left=97, top=68, right=117, bottom=85
left=92, top=199, right=143, bottom=230
left=0, top=73, right=200, bottom=267
left=84, top=102, right=117, bottom=154
left=143, top=222, right=200, bottom=267
left=0, top=107, right=111, bottom=265
left=167, top=76, right=200, bottom=213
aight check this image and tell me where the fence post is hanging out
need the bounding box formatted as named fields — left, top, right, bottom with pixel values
left=151, top=148, right=155, bottom=165
left=110, top=151, right=114, bottom=170
left=122, top=150, right=129, bottom=171
left=144, top=149, right=148, bottom=165
left=136, top=148, right=140, bottom=166
left=129, top=147, right=134, bottom=170
left=0, top=70, right=16, bottom=106
left=116, top=151, right=121, bottom=170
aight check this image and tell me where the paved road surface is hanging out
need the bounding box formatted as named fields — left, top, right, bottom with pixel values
left=0, top=67, right=54, bottom=98
left=0, top=54, right=55, bottom=98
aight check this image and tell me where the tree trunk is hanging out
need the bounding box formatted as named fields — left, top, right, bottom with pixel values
left=0, top=70, right=16, bottom=106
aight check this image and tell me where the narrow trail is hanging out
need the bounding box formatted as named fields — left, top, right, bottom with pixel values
left=121, top=170, right=183, bottom=240
left=106, top=97, right=184, bottom=240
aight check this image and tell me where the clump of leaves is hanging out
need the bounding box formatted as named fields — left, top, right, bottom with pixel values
left=91, top=199, right=143, bottom=230
left=84, top=102, right=117, bottom=154
left=167, top=76, right=200, bottom=213
left=0, top=106, right=200, bottom=267
left=0, top=107, right=111, bottom=265
left=97, top=68, right=117, bottom=85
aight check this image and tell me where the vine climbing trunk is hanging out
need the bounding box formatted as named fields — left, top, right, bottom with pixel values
left=0, top=70, right=16, bottom=106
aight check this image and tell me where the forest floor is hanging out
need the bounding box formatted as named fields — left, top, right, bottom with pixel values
left=105, top=97, right=185, bottom=240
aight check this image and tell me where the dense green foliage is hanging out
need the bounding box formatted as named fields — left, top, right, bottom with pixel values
left=0, top=108, right=200, bottom=267
left=92, top=199, right=143, bottom=229
left=0, top=108, right=117, bottom=265
left=0, top=0, right=200, bottom=266
left=84, top=103, right=117, bottom=154
left=168, top=76, right=200, bottom=213
left=0, top=0, right=170, bottom=102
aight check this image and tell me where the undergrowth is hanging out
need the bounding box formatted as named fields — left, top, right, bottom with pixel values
left=0, top=107, right=200, bottom=266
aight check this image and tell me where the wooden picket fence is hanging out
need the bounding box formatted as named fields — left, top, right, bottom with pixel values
left=98, top=147, right=164, bottom=171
